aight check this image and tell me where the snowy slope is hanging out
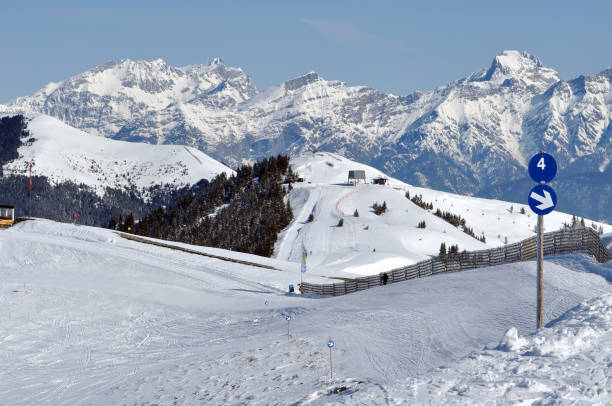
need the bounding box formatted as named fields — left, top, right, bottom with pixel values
left=275, top=151, right=611, bottom=277
left=2, top=114, right=233, bottom=193
left=320, top=293, right=612, bottom=405
left=0, top=219, right=610, bottom=404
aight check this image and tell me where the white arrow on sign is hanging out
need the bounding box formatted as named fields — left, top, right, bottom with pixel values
left=530, top=190, right=554, bottom=210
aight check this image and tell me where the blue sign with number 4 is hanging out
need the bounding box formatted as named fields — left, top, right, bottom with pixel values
left=528, top=153, right=557, bottom=183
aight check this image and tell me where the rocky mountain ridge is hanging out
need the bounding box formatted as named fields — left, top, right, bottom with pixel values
left=7, top=51, right=612, bottom=221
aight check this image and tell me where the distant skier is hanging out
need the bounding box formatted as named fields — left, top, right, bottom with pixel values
left=382, top=273, right=389, bottom=285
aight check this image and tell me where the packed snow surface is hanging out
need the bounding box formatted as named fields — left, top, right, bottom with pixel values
left=1, top=219, right=611, bottom=404
left=2, top=114, right=233, bottom=193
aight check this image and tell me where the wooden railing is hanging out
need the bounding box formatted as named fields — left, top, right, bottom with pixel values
left=301, top=228, right=611, bottom=296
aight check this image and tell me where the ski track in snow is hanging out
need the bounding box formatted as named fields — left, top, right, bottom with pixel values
left=2, top=219, right=611, bottom=404
left=334, top=188, right=359, bottom=217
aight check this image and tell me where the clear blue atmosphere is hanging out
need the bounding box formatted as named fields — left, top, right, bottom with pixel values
left=2, top=0, right=611, bottom=102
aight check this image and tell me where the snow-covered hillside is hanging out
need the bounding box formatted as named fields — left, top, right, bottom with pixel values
left=8, top=51, right=611, bottom=222
left=2, top=114, right=233, bottom=193
left=276, top=151, right=611, bottom=277
left=1, top=219, right=610, bottom=404
left=321, top=293, right=612, bottom=404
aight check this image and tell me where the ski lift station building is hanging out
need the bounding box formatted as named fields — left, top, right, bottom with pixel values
left=0, top=205, right=15, bottom=227
left=348, top=170, right=366, bottom=185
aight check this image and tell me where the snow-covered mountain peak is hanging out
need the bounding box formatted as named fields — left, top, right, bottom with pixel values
left=284, top=72, right=321, bottom=91
left=208, top=57, right=224, bottom=66
left=599, top=67, right=612, bottom=77
left=498, top=50, right=542, bottom=68
left=473, top=50, right=560, bottom=88
left=9, top=57, right=257, bottom=137
left=486, top=50, right=540, bottom=76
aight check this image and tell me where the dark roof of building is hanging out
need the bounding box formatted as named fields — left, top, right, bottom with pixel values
left=0, top=205, right=15, bottom=209
left=348, top=170, right=366, bottom=179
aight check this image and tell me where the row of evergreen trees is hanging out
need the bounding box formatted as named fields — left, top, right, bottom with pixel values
left=564, top=215, right=605, bottom=235
left=0, top=115, right=35, bottom=174
left=439, top=242, right=460, bottom=256
left=372, top=201, right=387, bottom=215
left=406, top=191, right=485, bottom=242
left=0, top=174, right=195, bottom=226
left=109, top=155, right=295, bottom=257
left=406, top=192, right=434, bottom=210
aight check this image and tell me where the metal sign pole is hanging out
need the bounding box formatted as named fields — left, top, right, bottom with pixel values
left=330, top=346, right=333, bottom=380
left=28, top=164, right=32, bottom=218
left=301, top=243, right=307, bottom=291
left=537, top=214, right=544, bottom=329
left=328, top=337, right=334, bottom=380
left=527, top=152, right=557, bottom=331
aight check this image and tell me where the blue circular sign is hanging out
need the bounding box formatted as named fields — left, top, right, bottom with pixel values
left=528, top=153, right=557, bottom=183
left=328, top=340, right=334, bottom=348
left=286, top=315, right=291, bottom=321
left=528, top=184, right=557, bottom=215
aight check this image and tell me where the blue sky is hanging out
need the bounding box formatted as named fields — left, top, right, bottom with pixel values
left=2, top=0, right=611, bottom=102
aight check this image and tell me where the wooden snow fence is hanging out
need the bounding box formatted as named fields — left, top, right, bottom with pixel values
left=300, top=228, right=611, bottom=297
left=521, top=236, right=537, bottom=260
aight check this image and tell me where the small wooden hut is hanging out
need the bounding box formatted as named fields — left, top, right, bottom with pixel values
left=0, top=205, right=15, bottom=228
left=372, top=177, right=387, bottom=185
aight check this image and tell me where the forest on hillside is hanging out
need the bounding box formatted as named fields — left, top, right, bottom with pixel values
left=0, top=115, right=207, bottom=225
left=2, top=115, right=296, bottom=255
left=111, top=155, right=296, bottom=257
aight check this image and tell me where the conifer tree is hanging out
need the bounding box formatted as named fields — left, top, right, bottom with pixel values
left=439, top=242, right=446, bottom=256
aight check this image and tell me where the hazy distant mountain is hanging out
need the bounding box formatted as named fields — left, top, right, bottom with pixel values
left=8, top=51, right=611, bottom=222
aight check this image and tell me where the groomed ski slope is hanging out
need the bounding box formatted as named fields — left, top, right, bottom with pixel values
left=1, top=219, right=610, bottom=404
left=275, top=151, right=611, bottom=277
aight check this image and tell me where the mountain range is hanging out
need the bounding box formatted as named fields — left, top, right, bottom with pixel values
left=4, top=50, right=611, bottom=222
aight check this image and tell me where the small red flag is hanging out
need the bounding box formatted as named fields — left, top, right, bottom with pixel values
left=29, top=165, right=32, bottom=189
